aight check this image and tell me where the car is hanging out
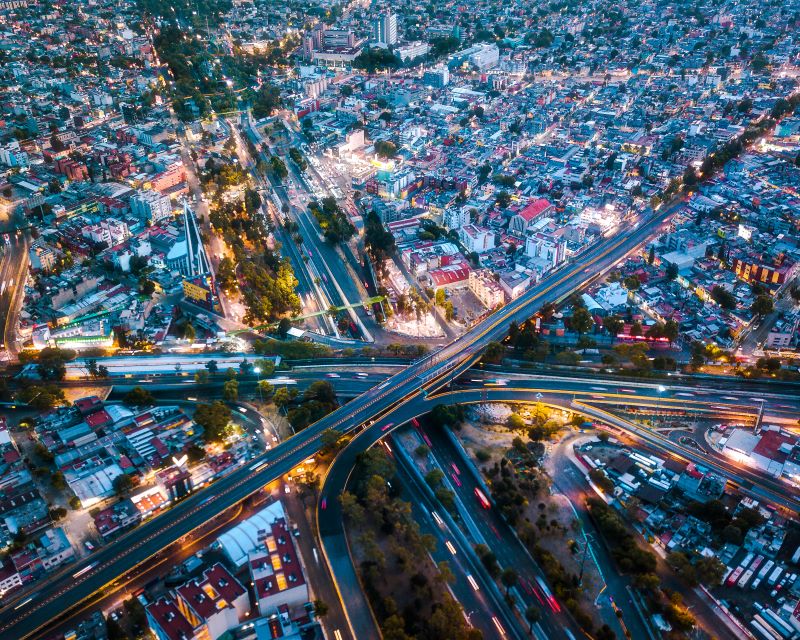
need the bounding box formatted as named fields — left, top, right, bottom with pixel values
left=284, top=484, right=291, bottom=494
left=320, top=497, right=327, bottom=510
left=381, top=423, right=394, bottom=432
left=84, top=541, right=95, bottom=552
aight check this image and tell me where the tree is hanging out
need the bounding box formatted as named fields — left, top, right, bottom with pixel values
left=17, top=384, right=66, bottom=410
left=425, top=468, right=445, bottom=488
left=483, top=341, right=505, bottom=364
left=194, top=370, right=209, bottom=384
left=475, top=544, right=500, bottom=578
left=525, top=605, right=541, bottom=634
left=320, top=428, right=344, bottom=455
left=501, top=567, right=518, bottom=594
left=257, top=380, right=274, bottom=400
left=711, top=285, right=737, bottom=310
left=603, top=315, right=624, bottom=338
left=273, top=386, right=297, bottom=411
left=205, top=359, right=218, bottom=374
left=647, top=245, right=655, bottom=265
left=313, top=600, right=329, bottom=618
left=278, top=317, right=292, bottom=338
left=507, top=413, right=526, bottom=430
left=36, top=347, right=72, bottom=380
left=113, top=473, right=133, bottom=496
left=106, top=616, right=126, bottom=640
left=194, top=401, right=232, bottom=442
left=124, top=386, right=154, bottom=406
left=695, top=556, right=726, bottom=587
left=570, top=307, right=594, bottom=334
left=183, top=322, right=196, bottom=341
left=751, top=295, right=774, bottom=317
left=665, top=262, right=679, bottom=280
left=223, top=379, right=239, bottom=401
left=663, top=319, right=679, bottom=344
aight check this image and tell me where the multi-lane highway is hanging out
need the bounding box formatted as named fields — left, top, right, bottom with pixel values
left=0, top=232, right=29, bottom=359
left=0, top=198, right=693, bottom=638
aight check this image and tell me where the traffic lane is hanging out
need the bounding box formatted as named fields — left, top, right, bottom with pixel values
left=317, top=419, right=380, bottom=640
left=409, top=499, right=504, bottom=640
left=420, top=424, right=574, bottom=639
left=464, top=370, right=800, bottom=411
left=281, top=489, right=351, bottom=640
left=320, top=414, right=522, bottom=640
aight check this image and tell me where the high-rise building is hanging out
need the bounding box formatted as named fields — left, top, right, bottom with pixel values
left=423, top=65, right=450, bottom=88
left=372, top=12, right=398, bottom=47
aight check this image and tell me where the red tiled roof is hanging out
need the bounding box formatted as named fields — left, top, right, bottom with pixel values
left=85, top=410, right=112, bottom=428
left=516, top=198, right=553, bottom=222
left=753, top=430, right=794, bottom=463
left=146, top=598, right=197, bottom=640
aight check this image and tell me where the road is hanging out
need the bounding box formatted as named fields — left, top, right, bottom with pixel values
left=0, top=232, right=29, bottom=359
left=0, top=197, right=690, bottom=638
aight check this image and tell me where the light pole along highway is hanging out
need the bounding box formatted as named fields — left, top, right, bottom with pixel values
left=0, top=201, right=679, bottom=639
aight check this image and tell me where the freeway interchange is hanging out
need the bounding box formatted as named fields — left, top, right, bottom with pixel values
left=0, top=197, right=781, bottom=639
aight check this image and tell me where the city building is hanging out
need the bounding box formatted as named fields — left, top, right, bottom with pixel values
left=372, top=12, right=398, bottom=47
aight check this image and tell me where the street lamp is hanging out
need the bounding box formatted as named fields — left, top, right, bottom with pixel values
left=655, top=385, right=666, bottom=427
left=254, top=366, right=263, bottom=402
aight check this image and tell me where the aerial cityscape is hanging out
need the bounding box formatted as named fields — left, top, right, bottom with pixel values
left=0, top=0, right=798, bottom=639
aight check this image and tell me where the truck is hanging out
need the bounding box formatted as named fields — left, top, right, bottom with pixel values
left=751, top=560, right=775, bottom=590
left=767, top=566, right=784, bottom=587
left=726, top=566, right=745, bottom=587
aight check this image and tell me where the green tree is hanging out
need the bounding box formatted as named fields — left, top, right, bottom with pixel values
left=113, top=473, right=133, bottom=496
left=603, top=315, right=624, bottom=338
left=17, top=384, right=66, bottom=410
left=313, top=600, right=329, bottom=618
left=751, top=295, right=774, bottom=317
left=194, top=401, right=232, bottom=442
left=320, top=428, right=344, bottom=455
left=525, top=605, right=541, bottom=634
left=665, top=262, right=679, bottom=280
left=507, top=413, right=526, bottom=430
left=570, top=306, right=594, bottom=334
left=205, top=359, right=218, bottom=373
left=425, top=468, right=445, bottom=488
left=484, top=341, right=505, bottom=364
left=223, top=379, right=239, bottom=401
left=501, top=567, right=518, bottom=594
left=123, top=386, right=154, bottom=406
left=194, top=370, right=209, bottom=384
